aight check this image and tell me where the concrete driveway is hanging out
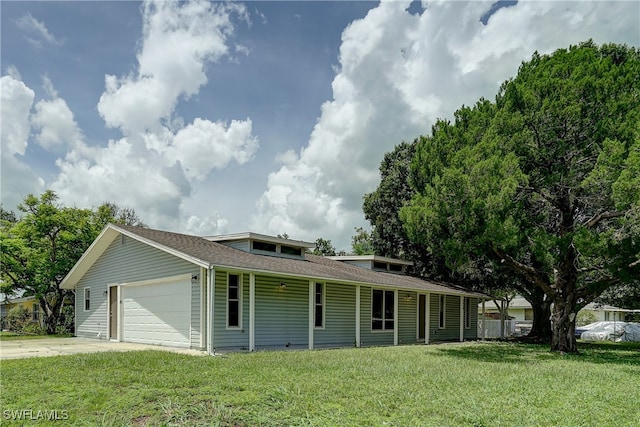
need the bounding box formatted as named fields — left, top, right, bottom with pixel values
left=0, top=337, right=206, bottom=360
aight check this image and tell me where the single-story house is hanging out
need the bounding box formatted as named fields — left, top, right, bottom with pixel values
left=1, top=290, right=43, bottom=330
left=60, top=224, right=488, bottom=353
left=480, top=296, right=636, bottom=322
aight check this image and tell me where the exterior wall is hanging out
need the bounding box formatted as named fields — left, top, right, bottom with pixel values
left=254, top=275, right=309, bottom=349
left=75, top=235, right=200, bottom=347
left=429, top=294, right=462, bottom=341
left=213, top=269, right=250, bottom=350
left=359, top=286, right=394, bottom=347
left=464, top=297, right=479, bottom=340
left=314, top=282, right=357, bottom=348
left=0, top=298, right=43, bottom=328
left=398, top=291, right=418, bottom=345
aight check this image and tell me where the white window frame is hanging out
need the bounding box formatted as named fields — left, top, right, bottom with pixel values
left=371, top=289, right=395, bottom=332
left=439, top=294, right=446, bottom=329
left=84, top=287, right=91, bottom=312
left=314, top=282, right=325, bottom=329
left=226, top=273, right=242, bottom=329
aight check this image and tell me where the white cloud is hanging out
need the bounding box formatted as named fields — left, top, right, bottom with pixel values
left=1, top=75, right=34, bottom=157
left=15, top=12, right=63, bottom=48
left=0, top=75, right=44, bottom=209
left=97, top=0, right=247, bottom=134
left=31, top=97, right=84, bottom=152
left=253, top=0, right=640, bottom=249
left=51, top=0, right=257, bottom=235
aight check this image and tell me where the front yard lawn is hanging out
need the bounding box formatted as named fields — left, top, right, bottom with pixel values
left=1, top=341, right=638, bottom=426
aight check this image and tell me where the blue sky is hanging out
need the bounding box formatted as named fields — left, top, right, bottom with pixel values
left=2, top=1, right=638, bottom=250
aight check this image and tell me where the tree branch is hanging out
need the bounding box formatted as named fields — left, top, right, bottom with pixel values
left=492, top=247, right=555, bottom=296
left=584, top=210, right=626, bottom=229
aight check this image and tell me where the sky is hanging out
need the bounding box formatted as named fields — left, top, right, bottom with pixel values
left=1, top=0, right=639, bottom=251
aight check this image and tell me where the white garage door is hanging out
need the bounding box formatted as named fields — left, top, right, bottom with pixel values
left=122, top=278, right=191, bottom=348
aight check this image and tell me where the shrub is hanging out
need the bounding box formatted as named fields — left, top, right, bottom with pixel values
left=576, top=311, right=598, bottom=327
left=5, top=306, right=32, bottom=333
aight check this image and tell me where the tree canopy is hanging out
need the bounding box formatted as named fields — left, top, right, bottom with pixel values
left=400, top=41, right=639, bottom=352
left=0, top=191, right=145, bottom=334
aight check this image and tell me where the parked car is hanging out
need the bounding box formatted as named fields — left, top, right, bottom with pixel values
left=580, top=322, right=640, bottom=342
left=575, top=321, right=602, bottom=339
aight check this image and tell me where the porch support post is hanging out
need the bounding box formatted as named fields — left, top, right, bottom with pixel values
left=425, top=292, right=430, bottom=344
left=207, top=267, right=215, bottom=355
left=200, top=267, right=207, bottom=349
left=355, top=285, right=361, bottom=347
left=460, top=296, right=465, bottom=342
left=308, top=280, right=314, bottom=350
left=481, top=298, right=486, bottom=340
left=500, top=299, right=505, bottom=339
left=394, top=290, right=399, bottom=346
left=249, top=273, right=255, bottom=352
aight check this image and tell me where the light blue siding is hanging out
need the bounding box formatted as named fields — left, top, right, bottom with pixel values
left=429, top=294, right=462, bottom=341
left=254, top=275, right=309, bottom=349
left=398, top=291, right=418, bottom=345
left=464, top=297, right=479, bottom=340
left=74, top=235, right=201, bottom=348
left=213, top=270, right=250, bottom=350
left=359, top=287, right=394, bottom=347
left=314, top=282, right=356, bottom=348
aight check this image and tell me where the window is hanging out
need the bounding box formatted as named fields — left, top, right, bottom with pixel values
left=314, top=282, right=324, bottom=328
left=389, top=263, right=403, bottom=272
left=253, top=241, right=276, bottom=252
left=84, top=288, right=91, bottom=311
left=227, top=274, right=241, bottom=328
left=32, top=303, right=40, bottom=322
left=439, top=294, right=446, bottom=329
left=372, top=289, right=395, bottom=330
left=281, top=245, right=302, bottom=256
left=464, top=297, right=471, bottom=329
left=373, top=261, right=388, bottom=270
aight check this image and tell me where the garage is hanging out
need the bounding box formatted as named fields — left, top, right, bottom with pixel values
left=121, top=277, right=191, bottom=348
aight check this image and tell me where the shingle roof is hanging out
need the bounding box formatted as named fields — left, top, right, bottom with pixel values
left=113, top=224, right=486, bottom=298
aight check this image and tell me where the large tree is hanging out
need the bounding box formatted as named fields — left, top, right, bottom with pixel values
left=401, top=42, right=640, bottom=353
left=365, top=129, right=554, bottom=339
left=0, top=191, right=145, bottom=334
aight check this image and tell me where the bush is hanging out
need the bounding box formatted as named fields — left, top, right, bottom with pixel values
left=576, top=311, right=598, bottom=327
left=56, top=305, right=75, bottom=335
left=5, top=306, right=32, bottom=333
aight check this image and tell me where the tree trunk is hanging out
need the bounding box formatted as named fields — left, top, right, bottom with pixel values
left=550, top=295, right=578, bottom=353
left=527, top=288, right=552, bottom=342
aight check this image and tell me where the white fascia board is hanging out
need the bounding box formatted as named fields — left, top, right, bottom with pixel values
left=59, top=224, right=210, bottom=290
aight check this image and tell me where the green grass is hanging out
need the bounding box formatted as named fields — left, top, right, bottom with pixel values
left=0, top=331, right=71, bottom=341
left=1, top=342, right=639, bottom=426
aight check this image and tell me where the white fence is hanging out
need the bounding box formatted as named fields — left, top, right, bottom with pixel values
left=478, top=319, right=533, bottom=338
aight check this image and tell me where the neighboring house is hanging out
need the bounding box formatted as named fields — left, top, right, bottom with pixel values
left=0, top=290, right=43, bottom=329
left=60, top=224, right=488, bottom=352
left=480, top=296, right=633, bottom=322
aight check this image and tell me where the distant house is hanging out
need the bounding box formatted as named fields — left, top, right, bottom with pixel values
left=0, top=290, right=43, bottom=330
left=480, top=296, right=634, bottom=323
left=60, top=224, right=488, bottom=352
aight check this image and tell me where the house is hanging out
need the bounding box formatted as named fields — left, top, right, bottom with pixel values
left=0, top=290, right=43, bottom=330
left=60, top=224, right=488, bottom=352
left=480, top=296, right=634, bottom=323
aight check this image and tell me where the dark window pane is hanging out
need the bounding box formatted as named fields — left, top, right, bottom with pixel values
left=372, top=290, right=383, bottom=319
left=281, top=245, right=301, bottom=256
left=372, top=319, right=383, bottom=330
left=385, top=320, right=394, bottom=330
left=385, top=291, right=394, bottom=319
left=373, top=261, right=387, bottom=270
left=315, top=308, right=323, bottom=327
left=253, top=241, right=276, bottom=252
left=228, top=301, right=239, bottom=327
left=229, top=286, right=238, bottom=300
